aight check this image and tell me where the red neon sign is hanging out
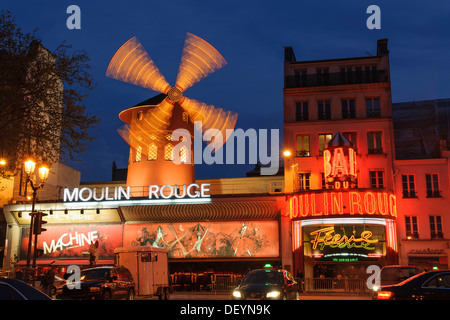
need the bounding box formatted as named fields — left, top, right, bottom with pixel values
left=310, top=226, right=379, bottom=251
left=287, top=191, right=397, bottom=220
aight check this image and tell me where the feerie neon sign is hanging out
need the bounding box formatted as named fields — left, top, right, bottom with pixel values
left=287, top=191, right=397, bottom=219
left=310, top=226, right=379, bottom=251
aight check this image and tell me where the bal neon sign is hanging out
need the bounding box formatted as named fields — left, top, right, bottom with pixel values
left=324, top=147, right=357, bottom=189
left=310, top=226, right=379, bottom=251
left=287, top=191, right=397, bottom=219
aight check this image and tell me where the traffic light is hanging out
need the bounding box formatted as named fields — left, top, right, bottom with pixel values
left=33, top=211, right=48, bottom=234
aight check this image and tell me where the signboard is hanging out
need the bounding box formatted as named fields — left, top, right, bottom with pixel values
left=13, top=209, right=121, bottom=225
left=303, top=224, right=386, bottom=262
left=63, top=183, right=211, bottom=202
left=19, top=224, right=123, bottom=260
left=123, top=221, right=279, bottom=259
left=287, top=190, right=397, bottom=220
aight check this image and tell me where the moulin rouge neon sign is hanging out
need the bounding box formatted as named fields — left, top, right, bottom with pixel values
left=287, top=191, right=397, bottom=220
left=310, top=226, right=379, bottom=251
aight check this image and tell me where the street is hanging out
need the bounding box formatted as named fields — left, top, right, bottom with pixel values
left=136, top=292, right=372, bottom=300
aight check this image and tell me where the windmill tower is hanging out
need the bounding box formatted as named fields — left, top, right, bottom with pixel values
left=106, top=33, right=238, bottom=189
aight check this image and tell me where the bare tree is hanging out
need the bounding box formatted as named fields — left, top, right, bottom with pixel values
left=0, top=10, right=100, bottom=177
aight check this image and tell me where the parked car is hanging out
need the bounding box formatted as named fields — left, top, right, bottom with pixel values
left=376, top=270, right=450, bottom=300
left=56, top=266, right=135, bottom=300
left=232, top=268, right=299, bottom=300
left=0, top=277, right=52, bottom=300
left=371, top=265, right=421, bottom=296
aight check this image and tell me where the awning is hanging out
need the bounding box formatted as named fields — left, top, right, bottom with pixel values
left=13, top=260, right=55, bottom=266
left=13, top=259, right=115, bottom=266
left=119, top=201, right=280, bottom=222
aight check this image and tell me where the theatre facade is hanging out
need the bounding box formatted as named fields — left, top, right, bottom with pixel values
left=2, top=178, right=288, bottom=275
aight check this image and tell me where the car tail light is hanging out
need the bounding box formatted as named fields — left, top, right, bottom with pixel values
left=377, top=291, right=394, bottom=300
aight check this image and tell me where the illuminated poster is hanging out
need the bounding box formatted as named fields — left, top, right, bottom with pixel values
left=20, top=224, right=123, bottom=260
left=303, top=224, right=386, bottom=262
left=123, top=221, right=279, bottom=259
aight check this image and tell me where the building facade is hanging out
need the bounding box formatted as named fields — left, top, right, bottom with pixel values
left=283, top=39, right=450, bottom=291
left=2, top=38, right=449, bottom=294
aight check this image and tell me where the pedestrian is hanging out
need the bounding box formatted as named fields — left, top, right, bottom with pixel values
left=45, top=267, right=55, bottom=297
left=40, top=268, right=49, bottom=294
left=15, top=268, right=23, bottom=281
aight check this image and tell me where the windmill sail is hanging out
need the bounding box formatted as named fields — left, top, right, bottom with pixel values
left=106, top=37, right=170, bottom=94
left=107, top=33, right=238, bottom=154
left=175, top=32, right=227, bottom=92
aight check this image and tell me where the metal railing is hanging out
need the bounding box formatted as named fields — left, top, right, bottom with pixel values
left=303, top=277, right=370, bottom=293
left=285, top=69, right=389, bottom=89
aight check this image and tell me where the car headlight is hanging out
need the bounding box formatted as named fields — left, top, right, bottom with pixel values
left=266, top=291, right=280, bottom=298
left=372, top=285, right=380, bottom=292
left=232, top=291, right=241, bottom=298
left=89, top=287, right=101, bottom=293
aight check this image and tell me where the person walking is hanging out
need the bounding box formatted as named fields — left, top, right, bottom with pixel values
left=45, top=267, right=55, bottom=298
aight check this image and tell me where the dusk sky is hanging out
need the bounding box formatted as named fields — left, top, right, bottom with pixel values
left=3, top=1, right=450, bottom=182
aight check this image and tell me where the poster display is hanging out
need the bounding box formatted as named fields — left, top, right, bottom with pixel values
left=123, top=220, right=279, bottom=259
left=20, top=224, right=123, bottom=260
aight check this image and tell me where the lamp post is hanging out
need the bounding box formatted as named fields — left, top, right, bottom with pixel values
left=23, top=159, right=49, bottom=279
left=283, top=149, right=300, bottom=193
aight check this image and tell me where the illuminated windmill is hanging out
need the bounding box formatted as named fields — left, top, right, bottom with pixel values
left=106, top=33, right=238, bottom=189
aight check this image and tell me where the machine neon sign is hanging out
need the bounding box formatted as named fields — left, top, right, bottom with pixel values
left=310, top=226, right=379, bottom=251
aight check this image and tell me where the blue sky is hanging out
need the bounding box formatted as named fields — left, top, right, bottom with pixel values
left=3, top=1, right=450, bottom=182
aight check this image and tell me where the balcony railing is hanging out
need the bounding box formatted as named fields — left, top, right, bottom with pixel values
left=285, top=69, right=389, bottom=89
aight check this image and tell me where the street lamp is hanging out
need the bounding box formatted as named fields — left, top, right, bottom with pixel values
left=24, top=159, right=50, bottom=276
left=283, top=150, right=292, bottom=158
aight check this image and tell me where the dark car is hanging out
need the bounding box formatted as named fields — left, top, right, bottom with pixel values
left=376, top=270, right=450, bottom=300
left=56, top=266, right=135, bottom=300
left=0, top=277, right=52, bottom=300
left=371, top=265, right=421, bottom=298
left=232, top=269, right=299, bottom=300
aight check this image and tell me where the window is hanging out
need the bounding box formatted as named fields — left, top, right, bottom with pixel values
left=366, top=97, right=380, bottom=117
left=298, top=173, right=311, bottom=190
left=321, top=172, right=326, bottom=189
left=367, top=131, right=383, bottom=154
left=426, top=174, right=440, bottom=197
left=296, top=135, right=310, bottom=157
left=405, top=216, right=419, bottom=239
left=295, top=101, right=309, bottom=121
left=316, top=68, right=329, bottom=85
left=341, top=99, right=356, bottom=119
left=364, top=66, right=377, bottom=82
left=148, top=143, right=157, bottom=161
left=135, top=146, right=142, bottom=162
left=164, top=144, right=174, bottom=161
left=343, top=132, right=357, bottom=151
left=179, top=146, right=188, bottom=163
left=318, top=100, right=331, bottom=120
left=424, top=274, right=450, bottom=288
left=294, top=70, right=307, bottom=87
left=402, top=175, right=416, bottom=198
left=340, top=67, right=354, bottom=84
left=430, top=216, right=443, bottom=239
left=369, top=170, right=384, bottom=188
left=318, top=133, right=332, bottom=156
